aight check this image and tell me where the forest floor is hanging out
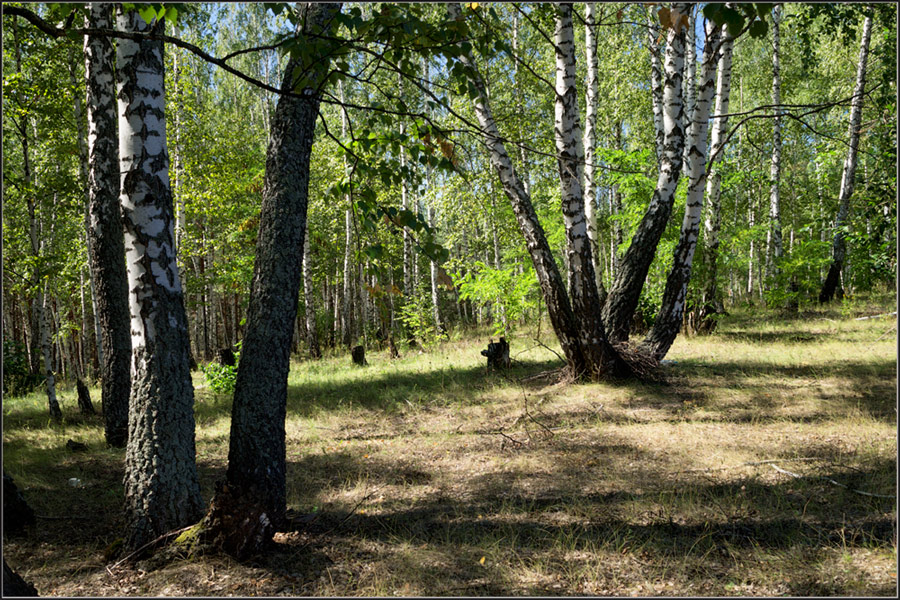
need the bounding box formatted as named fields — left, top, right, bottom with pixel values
left=3, top=295, right=897, bottom=596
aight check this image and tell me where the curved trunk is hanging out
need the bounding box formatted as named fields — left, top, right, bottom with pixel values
left=820, top=14, right=873, bottom=302
left=602, top=3, right=688, bottom=344
left=207, top=3, right=340, bottom=558
left=643, top=22, right=722, bottom=360
left=448, top=2, right=588, bottom=373
left=85, top=2, right=131, bottom=447
left=118, top=7, right=203, bottom=550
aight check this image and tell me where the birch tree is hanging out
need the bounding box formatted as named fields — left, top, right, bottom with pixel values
left=117, top=6, right=203, bottom=550
left=819, top=14, right=873, bottom=302
left=643, top=21, right=722, bottom=360
left=84, top=2, right=131, bottom=447
left=601, top=3, right=689, bottom=344
left=765, top=4, right=783, bottom=288
left=201, top=2, right=341, bottom=558
left=583, top=3, right=603, bottom=301
left=699, top=29, right=734, bottom=326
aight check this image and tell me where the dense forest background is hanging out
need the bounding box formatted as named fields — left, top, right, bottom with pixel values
left=3, top=2, right=895, bottom=389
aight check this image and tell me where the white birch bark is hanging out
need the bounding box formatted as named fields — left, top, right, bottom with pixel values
left=117, top=7, right=202, bottom=550
left=647, top=8, right=665, bottom=165
left=602, top=2, right=688, bottom=343
left=447, top=2, right=586, bottom=373
left=820, top=13, right=873, bottom=302
left=765, top=4, right=783, bottom=286
left=554, top=3, right=623, bottom=375
left=681, top=5, right=697, bottom=174
left=701, top=31, right=734, bottom=316
left=643, top=22, right=723, bottom=360
left=583, top=2, right=605, bottom=302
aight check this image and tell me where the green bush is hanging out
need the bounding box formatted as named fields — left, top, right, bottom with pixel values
left=2, top=339, right=41, bottom=397
left=201, top=343, right=240, bottom=394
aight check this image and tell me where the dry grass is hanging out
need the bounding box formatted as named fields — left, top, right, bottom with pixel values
left=3, top=296, right=897, bottom=596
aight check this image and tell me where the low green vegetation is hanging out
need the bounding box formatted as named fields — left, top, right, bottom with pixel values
left=3, top=294, right=896, bottom=596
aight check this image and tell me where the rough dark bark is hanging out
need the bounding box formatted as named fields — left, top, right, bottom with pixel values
left=820, top=14, right=872, bottom=303
left=351, top=345, right=367, bottom=366
left=3, top=560, right=38, bottom=597
left=602, top=3, right=688, bottom=344
left=3, top=471, right=36, bottom=536
left=205, top=3, right=341, bottom=555
left=84, top=2, right=131, bottom=448
left=76, top=378, right=96, bottom=415
left=117, top=7, right=204, bottom=551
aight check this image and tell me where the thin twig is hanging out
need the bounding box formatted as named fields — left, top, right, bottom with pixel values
left=769, top=463, right=894, bottom=499
left=674, top=457, right=824, bottom=474
left=854, top=311, right=897, bottom=321
left=532, top=338, right=566, bottom=364
left=108, top=524, right=195, bottom=570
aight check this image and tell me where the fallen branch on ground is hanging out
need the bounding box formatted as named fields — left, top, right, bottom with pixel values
left=854, top=311, right=897, bottom=320
left=769, top=463, right=894, bottom=499
left=674, top=457, right=824, bottom=473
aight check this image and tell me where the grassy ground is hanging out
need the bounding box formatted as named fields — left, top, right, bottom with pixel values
left=3, top=295, right=897, bottom=596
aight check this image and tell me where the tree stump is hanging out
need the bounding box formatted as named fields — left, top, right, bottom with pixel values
left=3, top=559, right=38, bottom=597
left=3, top=471, right=35, bottom=536
left=215, top=347, right=236, bottom=366
left=351, top=345, right=367, bottom=366
left=481, top=337, right=510, bottom=371
left=76, top=378, right=95, bottom=415
left=389, top=336, right=400, bottom=359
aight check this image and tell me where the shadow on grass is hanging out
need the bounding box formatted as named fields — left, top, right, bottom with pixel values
left=261, top=445, right=896, bottom=595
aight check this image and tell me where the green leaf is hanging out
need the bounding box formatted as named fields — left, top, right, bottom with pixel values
left=748, top=19, right=768, bottom=38
left=137, top=5, right=158, bottom=24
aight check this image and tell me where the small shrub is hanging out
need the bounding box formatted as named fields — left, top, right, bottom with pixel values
left=201, top=343, right=240, bottom=394
left=2, top=339, right=41, bottom=397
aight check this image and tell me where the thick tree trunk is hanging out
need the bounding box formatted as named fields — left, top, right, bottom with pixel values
left=765, top=5, right=783, bottom=289
left=85, top=2, right=131, bottom=448
left=643, top=22, right=722, bottom=360
left=583, top=3, right=605, bottom=303
left=117, top=6, right=203, bottom=551
left=602, top=3, right=688, bottom=344
left=205, top=3, right=341, bottom=558
left=554, top=3, right=625, bottom=377
left=447, top=2, right=586, bottom=374
left=820, top=14, right=872, bottom=303
left=700, top=31, right=734, bottom=326
left=3, top=560, right=38, bottom=597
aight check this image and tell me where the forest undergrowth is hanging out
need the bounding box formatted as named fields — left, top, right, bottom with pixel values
left=3, top=293, right=896, bottom=596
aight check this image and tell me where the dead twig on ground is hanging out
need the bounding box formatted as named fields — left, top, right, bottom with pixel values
left=108, top=524, right=195, bottom=570
left=769, top=463, right=894, bottom=499
left=854, top=311, right=897, bottom=320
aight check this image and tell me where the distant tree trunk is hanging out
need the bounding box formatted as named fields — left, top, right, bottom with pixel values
left=339, top=80, right=353, bottom=347
left=820, top=14, right=872, bottom=303
left=765, top=4, right=783, bottom=290
left=700, top=30, right=734, bottom=326
left=602, top=3, right=688, bottom=344
left=643, top=22, right=722, bottom=360
left=117, top=6, right=203, bottom=551
left=202, top=3, right=341, bottom=559
left=302, top=232, right=321, bottom=358
left=583, top=2, right=605, bottom=303
left=85, top=2, right=131, bottom=448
